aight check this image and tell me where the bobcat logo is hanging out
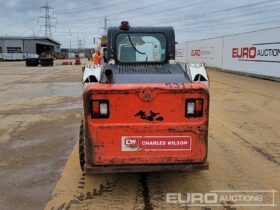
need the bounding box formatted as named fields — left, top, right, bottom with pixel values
left=134, top=110, right=164, bottom=121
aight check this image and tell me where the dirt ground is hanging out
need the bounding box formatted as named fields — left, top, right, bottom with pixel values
left=0, top=60, right=85, bottom=210
left=0, top=61, right=279, bottom=210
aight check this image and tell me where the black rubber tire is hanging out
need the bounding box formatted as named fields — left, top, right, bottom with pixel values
left=79, top=120, right=85, bottom=171
left=40, top=61, right=54, bottom=66
left=26, top=58, right=39, bottom=66
left=39, top=58, right=54, bottom=66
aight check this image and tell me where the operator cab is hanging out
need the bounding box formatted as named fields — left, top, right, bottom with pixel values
left=106, top=21, right=175, bottom=64
left=101, top=21, right=188, bottom=84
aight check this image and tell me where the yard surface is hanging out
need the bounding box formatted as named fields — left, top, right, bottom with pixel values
left=0, top=61, right=279, bottom=210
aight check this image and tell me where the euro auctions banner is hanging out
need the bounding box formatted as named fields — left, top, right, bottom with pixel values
left=232, top=44, right=280, bottom=63
left=175, top=43, right=188, bottom=63
left=223, top=28, right=280, bottom=78
left=187, top=38, right=223, bottom=68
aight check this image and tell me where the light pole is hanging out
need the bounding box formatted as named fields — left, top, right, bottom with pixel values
left=69, top=30, right=72, bottom=49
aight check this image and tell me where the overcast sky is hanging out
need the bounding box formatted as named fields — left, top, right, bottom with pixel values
left=0, top=0, right=280, bottom=48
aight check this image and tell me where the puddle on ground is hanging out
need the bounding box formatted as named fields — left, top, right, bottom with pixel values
left=9, top=138, right=46, bottom=149
left=40, top=102, right=83, bottom=112
left=2, top=82, right=83, bottom=98
left=31, top=82, right=82, bottom=97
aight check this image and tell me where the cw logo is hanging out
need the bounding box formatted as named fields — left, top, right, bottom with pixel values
left=125, top=139, right=137, bottom=145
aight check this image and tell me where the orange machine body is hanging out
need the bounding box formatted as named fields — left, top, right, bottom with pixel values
left=83, top=82, right=209, bottom=169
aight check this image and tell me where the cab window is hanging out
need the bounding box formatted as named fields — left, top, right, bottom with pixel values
left=116, top=33, right=166, bottom=63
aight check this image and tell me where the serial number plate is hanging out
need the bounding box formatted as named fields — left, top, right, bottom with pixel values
left=121, top=136, right=192, bottom=151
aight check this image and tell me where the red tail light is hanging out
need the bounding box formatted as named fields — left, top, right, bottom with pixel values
left=196, top=99, right=203, bottom=112
left=91, top=100, right=109, bottom=118
left=185, top=99, right=203, bottom=118
left=92, top=101, right=99, bottom=116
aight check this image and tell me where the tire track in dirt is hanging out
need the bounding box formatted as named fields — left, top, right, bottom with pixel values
left=45, top=69, right=280, bottom=209
left=45, top=144, right=143, bottom=210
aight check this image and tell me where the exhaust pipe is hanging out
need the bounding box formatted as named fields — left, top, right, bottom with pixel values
left=105, top=69, right=113, bottom=84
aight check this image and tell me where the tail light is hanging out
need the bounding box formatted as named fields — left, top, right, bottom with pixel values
left=185, top=99, right=203, bottom=117
left=91, top=100, right=109, bottom=118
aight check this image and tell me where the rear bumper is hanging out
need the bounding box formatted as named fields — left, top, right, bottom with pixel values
left=85, top=123, right=208, bottom=165
left=84, top=161, right=209, bottom=174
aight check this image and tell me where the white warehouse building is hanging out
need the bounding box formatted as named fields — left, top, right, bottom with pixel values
left=0, top=36, right=60, bottom=61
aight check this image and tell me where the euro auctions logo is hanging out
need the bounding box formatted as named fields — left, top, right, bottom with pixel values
left=191, top=47, right=214, bottom=58
left=232, top=42, right=280, bottom=63
left=191, top=49, right=201, bottom=56
left=232, top=47, right=257, bottom=59
left=166, top=190, right=277, bottom=207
